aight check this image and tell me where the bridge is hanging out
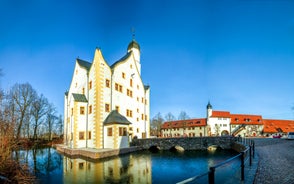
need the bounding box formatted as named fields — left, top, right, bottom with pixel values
left=131, top=136, right=237, bottom=151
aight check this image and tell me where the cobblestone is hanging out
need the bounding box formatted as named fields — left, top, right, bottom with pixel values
left=253, top=138, right=294, bottom=184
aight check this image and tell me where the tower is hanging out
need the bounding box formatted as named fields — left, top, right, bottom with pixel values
left=206, top=101, right=212, bottom=118
left=127, top=39, right=141, bottom=74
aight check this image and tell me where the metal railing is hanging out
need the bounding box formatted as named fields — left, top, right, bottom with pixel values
left=177, top=138, right=255, bottom=184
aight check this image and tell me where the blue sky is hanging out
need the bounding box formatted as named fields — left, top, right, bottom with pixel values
left=1, top=0, right=294, bottom=120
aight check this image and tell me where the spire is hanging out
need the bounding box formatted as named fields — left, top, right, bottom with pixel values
left=131, top=27, right=135, bottom=40
left=207, top=101, right=212, bottom=109
left=127, top=28, right=140, bottom=52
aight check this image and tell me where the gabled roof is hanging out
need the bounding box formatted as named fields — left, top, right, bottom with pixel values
left=77, top=58, right=92, bottom=71
left=230, top=114, right=263, bottom=125
left=72, top=93, right=88, bottom=102
left=104, top=110, right=131, bottom=125
left=144, top=85, right=150, bottom=90
left=161, top=118, right=207, bottom=129
left=211, top=111, right=230, bottom=118
left=263, top=119, right=294, bottom=133
left=110, top=51, right=132, bottom=69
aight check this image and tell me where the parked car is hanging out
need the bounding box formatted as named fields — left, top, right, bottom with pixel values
left=273, top=134, right=282, bottom=138
left=287, top=132, right=294, bottom=140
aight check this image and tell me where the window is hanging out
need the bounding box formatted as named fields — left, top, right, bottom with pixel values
left=115, top=83, right=123, bottom=92
left=89, top=105, right=92, bottom=114
left=88, top=131, right=91, bottom=139
left=89, top=81, right=92, bottom=89
left=115, top=106, right=120, bottom=112
left=80, top=107, right=85, bottom=115
left=223, top=124, right=227, bottom=127
left=122, top=72, right=126, bottom=79
left=126, top=109, right=133, bottom=117
left=82, top=88, right=85, bottom=94
left=130, top=64, right=133, bottom=68
left=107, top=128, right=112, bottom=136
left=127, top=89, right=133, bottom=97
left=105, top=104, right=110, bottom=112
left=79, top=132, right=85, bottom=140
left=130, top=79, right=133, bottom=87
left=141, top=114, right=144, bottom=120
left=106, top=79, right=110, bottom=88
left=119, top=127, right=127, bottom=136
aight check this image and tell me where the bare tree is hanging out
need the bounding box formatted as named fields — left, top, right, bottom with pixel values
left=165, top=112, right=176, bottom=121
left=31, top=94, right=49, bottom=140
left=178, top=111, right=190, bottom=120
left=0, top=72, right=16, bottom=158
left=150, top=112, right=164, bottom=137
left=46, top=103, right=57, bottom=141
left=54, top=115, right=63, bottom=137
left=9, top=83, right=37, bottom=140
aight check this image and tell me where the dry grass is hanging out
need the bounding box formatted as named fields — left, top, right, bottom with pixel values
left=0, top=157, right=35, bottom=184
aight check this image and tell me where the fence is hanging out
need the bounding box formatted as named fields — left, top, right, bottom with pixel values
left=177, top=137, right=255, bottom=184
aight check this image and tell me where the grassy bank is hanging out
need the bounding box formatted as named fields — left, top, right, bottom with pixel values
left=0, top=138, right=63, bottom=183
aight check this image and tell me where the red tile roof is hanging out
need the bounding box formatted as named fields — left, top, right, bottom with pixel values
left=263, top=119, right=294, bottom=133
left=161, top=118, right=207, bottom=129
left=230, top=114, right=263, bottom=125
left=211, top=111, right=230, bottom=117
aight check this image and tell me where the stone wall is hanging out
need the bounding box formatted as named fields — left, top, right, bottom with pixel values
left=131, top=137, right=236, bottom=150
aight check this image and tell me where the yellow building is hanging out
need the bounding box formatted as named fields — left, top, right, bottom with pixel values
left=64, top=39, right=150, bottom=149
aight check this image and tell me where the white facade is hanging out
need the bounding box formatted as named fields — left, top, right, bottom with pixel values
left=64, top=40, right=150, bottom=149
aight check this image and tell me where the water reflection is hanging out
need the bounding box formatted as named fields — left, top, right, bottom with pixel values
left=13, top=147, right=63, bottom=183
left=63, top=153, right=151, bottom=184
left=14, top=148, right=237, bottom=184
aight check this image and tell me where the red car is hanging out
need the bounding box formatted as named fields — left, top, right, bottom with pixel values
left=273, top=134, right=282, bottom=138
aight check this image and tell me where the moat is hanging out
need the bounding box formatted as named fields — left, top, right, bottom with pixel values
left=15, top=147, right=239, bottom=183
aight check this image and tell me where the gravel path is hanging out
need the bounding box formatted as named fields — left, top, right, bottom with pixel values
left=253, top=138, right=294, bottom=184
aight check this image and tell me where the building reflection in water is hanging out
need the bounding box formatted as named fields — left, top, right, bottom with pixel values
left=63, top=153, right=151, bottom=183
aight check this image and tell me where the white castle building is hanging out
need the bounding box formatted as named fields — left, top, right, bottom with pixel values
left=64, top=39, right=150, bottom=149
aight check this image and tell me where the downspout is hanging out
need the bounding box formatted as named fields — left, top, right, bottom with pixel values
left=65, top=92, right=68, bottom=145
left=144, top=90, right=146, bottom=138
left=86, top=71, right=89, bottom=148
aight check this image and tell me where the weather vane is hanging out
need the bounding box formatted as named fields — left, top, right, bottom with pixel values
left=131, top=27, right=135, bottom=40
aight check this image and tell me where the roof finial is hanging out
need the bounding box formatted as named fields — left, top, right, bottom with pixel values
left=131, top=27, right=135, bottom=40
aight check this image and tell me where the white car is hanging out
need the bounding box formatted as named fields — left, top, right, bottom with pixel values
left=287, top=132, right=294, bottom=140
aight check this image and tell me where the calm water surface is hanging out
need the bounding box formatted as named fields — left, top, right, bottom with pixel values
left=15, top=148, right=239, bottom=184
